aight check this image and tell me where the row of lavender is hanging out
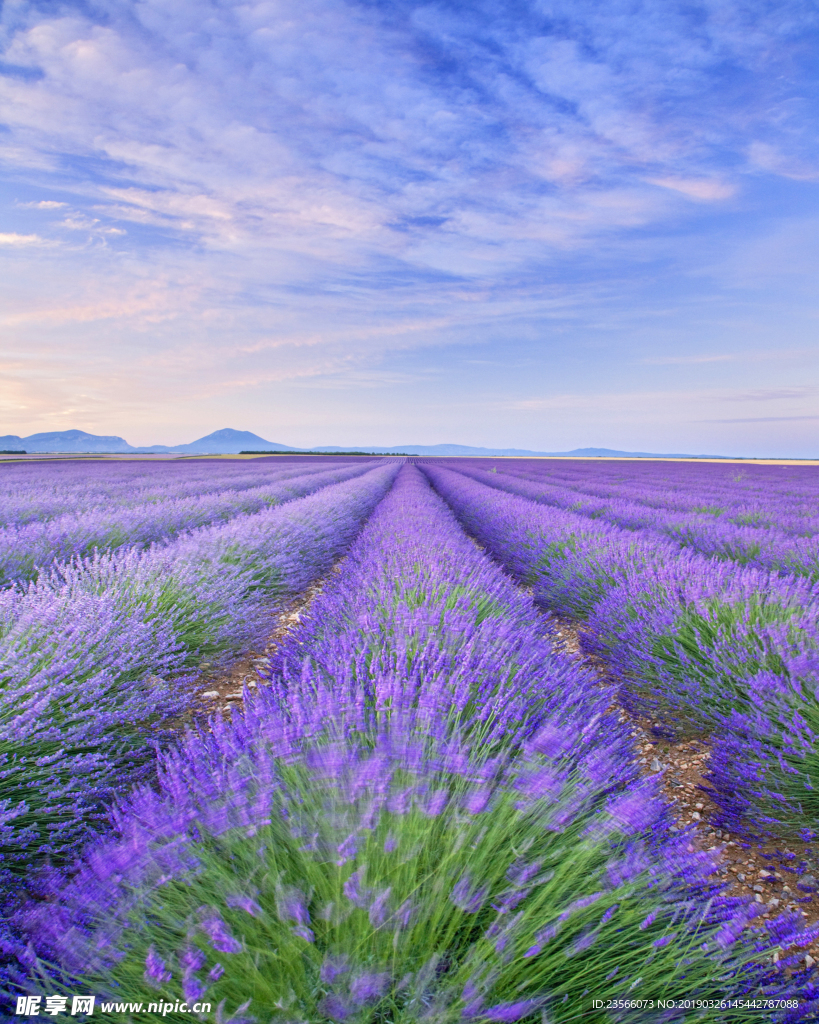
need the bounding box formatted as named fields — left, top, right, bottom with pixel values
left=421, top=463, right=819, bottom=843
left=0, top=458, right=344, bottom=525
left=450, top=461, right=819, bottom=579
left=490, top=459, right=819, bottom=533
left=14, top=466, right=816, bottom=1020
left=0, top=462, right=399, bottom=902
left=0, top=459, right=377, bottom=585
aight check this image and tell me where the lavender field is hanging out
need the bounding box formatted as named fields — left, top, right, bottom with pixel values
left=3, top=456, right=819, bottom=1021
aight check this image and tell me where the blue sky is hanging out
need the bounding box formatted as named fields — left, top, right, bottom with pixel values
left=1, top=0, right=818, bottom=455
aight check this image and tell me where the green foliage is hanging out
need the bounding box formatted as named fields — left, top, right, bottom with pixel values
left=46, top=746, right=766, bottom=1023
left=645, top=598, right=806, bottom=725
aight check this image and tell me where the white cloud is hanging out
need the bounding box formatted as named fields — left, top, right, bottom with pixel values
left=17, top=200, right=68, bottom=209
left=0, top=232, right=51, bottom=246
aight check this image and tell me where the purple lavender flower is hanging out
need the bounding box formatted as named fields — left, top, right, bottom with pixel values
left=182, top=973, right=208, bottom=1003
left=368, top=887, right=392, bottom=927
left=422, top=789, right=448, bottom=816
left=276, top=886, right=310, bottom=926
left=144, top=945, right=172, bottom=987
left=225, top=893, right=262, bottom=917
left=463, top=786, right=492, bottom=814
left=482, top=999, right=541, bottom=1022
left=450, top=873, right=489, bottom=913
left=208, top=963, right=225, bottom=981
left=320, top=953, right=350, bottom=984
left=349, top=971, right=390, bottom=1005
left=319, top=994, right=351, bottom=1020
left=198, top=914, right=243, bottom=954
left=343, top=867, right=370, bottom=908
left=524, top=920, right=562, bottom=958
left=385, top=898, right=412, bottom=931
left=181, top=945, right=206, bottom=972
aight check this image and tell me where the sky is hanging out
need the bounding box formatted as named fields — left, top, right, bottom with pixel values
left=1, top=0, right=818, bottom=456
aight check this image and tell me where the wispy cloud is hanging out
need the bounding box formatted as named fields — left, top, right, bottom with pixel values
left=726, top=387, right=818, bottom=403
left=641, top=354, right=735, bottom=366
left=646, top=178, right=736, bottom=202
left=708, top=415, right=819, bottom=423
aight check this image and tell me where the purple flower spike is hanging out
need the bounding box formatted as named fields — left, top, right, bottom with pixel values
left=277, top=886, right=310, bottom=926
left=319, top=994, right=351, bottom=1021
left=226, top=893, right=262, bottom=917
left=350, top=970, right=391, bottom=1005
left=423, top=789, right=448, bottom=816
left=144, top=945, right=172, bottom=987
left=182, top=973, right=207, bottom=1003
left=343, top=867, right=370, bottom=908
left=483, top=999, right=541, bottom=1022
left=208, top=962, right=225, bottom=981
left=199, top=914, right=243, bottom=954
left=463, top=786, right=492, bottom=814
left=395, top=898, right=417, bottom=930
left=368, top=886, right=392, bottom=927
left=524, top=920, right=561, bottom=958
left=450, top=873, right=489, bottom=913
left=320, top=953, right=350, bottom=984
left=181, top=945, right=206, bottom=972
left=530, top=723, right=571, bottom=759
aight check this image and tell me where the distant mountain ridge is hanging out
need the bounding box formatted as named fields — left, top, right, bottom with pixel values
left=0, top=428, right=723, bottom=459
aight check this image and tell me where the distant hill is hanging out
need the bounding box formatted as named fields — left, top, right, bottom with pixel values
left=137, top=428, right=294, bottom=455
left=0, top=428, right=296, bottom=454
left=0, top=429, right=725, bottom=458
left=0, top=429, right=135, bottom=453
left=313, top=444, right=718, bottom=458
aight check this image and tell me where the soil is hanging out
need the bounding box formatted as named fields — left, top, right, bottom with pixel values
left=181, top=566, right=339, bottom=724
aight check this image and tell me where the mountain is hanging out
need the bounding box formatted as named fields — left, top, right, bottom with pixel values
left=0, top=428, right=296, bottom=454
left=0, top=429, right=135, bottom=453
left=140, top=428, right=295, bottom=454
left=0, top=429, right=725, bottom=458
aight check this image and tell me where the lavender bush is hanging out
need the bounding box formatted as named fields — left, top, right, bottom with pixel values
left=0, top=460, right=375, bottom=585
left=265, top=465, right=622, bottom=759
left=0, top=463, right=399, bottom=880
left=20, top=712, right=809, bottom=1023
left=452, top=461, right=819, bottom=579
left=0, top=457, right=348, bottom=527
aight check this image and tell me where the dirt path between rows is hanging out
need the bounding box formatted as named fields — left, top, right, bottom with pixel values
left=180, top=564, right=341, bottom=723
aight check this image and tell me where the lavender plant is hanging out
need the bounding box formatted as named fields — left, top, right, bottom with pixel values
left=265, top=466, right=620, bottom=759
left=0, top=464, right=399, bottom=881
left=19, top=702, right=814, bottom=1023
left=0, top=460, right=375, bottom=586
